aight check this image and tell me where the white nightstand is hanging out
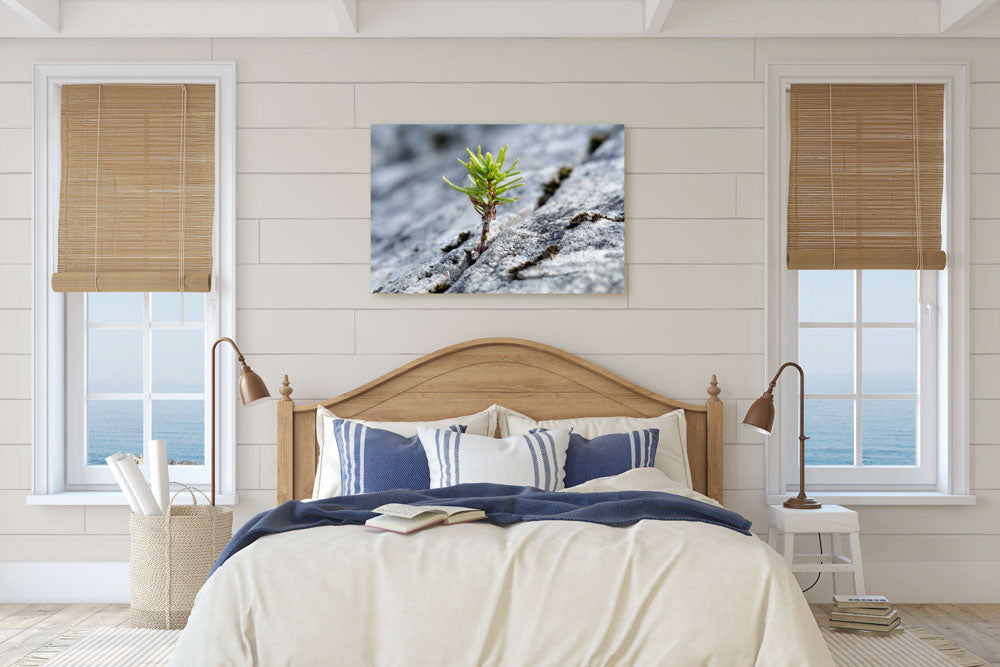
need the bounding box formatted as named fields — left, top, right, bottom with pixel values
left=767, top=504, right=865, bottom=595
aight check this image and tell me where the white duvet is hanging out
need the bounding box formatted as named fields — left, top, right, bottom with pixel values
left=172, top=469, right=833, bottom=666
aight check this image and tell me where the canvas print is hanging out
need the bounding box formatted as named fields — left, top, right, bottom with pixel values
left=370, top=124, right=625, bottom=294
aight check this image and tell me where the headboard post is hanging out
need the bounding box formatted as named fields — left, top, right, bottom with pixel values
left=706, top=375, right=723, bottom=504
left=277, top=374, right=294, bottom=504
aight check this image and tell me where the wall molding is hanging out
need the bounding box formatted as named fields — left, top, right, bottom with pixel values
left=0, top=562, right=129, bottom=603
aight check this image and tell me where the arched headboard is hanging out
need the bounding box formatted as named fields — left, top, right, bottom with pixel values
left=276, top=338, right=724, bottom=504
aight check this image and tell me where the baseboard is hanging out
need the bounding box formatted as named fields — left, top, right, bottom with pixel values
left=0, top=562, right=129, bottom=603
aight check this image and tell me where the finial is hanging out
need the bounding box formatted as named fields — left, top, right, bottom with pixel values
left=707, top=374, right=721, bottom=402
left=279, top=374, right=293, bottom=402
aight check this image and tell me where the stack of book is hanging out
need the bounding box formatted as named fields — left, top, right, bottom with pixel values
left=829, top=595, right=901, bottom=634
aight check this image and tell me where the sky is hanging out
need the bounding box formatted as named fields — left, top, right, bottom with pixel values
left=87, top=292, right=205, bottom=394
left=798, top=270, right=918, bottom=395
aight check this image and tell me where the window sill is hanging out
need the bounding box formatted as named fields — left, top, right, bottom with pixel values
left=26, top=492, right=239, bottom=506
left=766, top=492, right=976, bottom=506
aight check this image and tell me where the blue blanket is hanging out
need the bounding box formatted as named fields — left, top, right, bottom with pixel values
left=211, top=483, right=751, bottom=576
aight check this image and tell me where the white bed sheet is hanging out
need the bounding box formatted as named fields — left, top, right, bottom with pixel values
left=171, top=469, right=833, bottom=666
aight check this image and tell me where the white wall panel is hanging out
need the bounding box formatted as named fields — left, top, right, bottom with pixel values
left=215, top=38, right=755, bottom=83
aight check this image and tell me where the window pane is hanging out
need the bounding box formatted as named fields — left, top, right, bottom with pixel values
left=88, top=329, right=142, bottom=393
left=152, top=400, right=205, bottom=465
left=153, top=292, right=205, bottom=323
left=862, top=271, right=916, bottom=323
left=800, top=328, right=854, bottom=393
left=152, top=293, right=182, bottom=322
left=183, top=293, right=204, bottom=323
left=87, top=399, right=142, bottom=464
left=88, top=293, right=142, bottom=323
left=799, top=271, right=854, bottom=322
left=862, top=399, right=916, bottom=465
left=862, top=329, right=916, bottom=393
left=152, top=330, right=204, bottom=393
left=804, top=399, right=854, bottom=465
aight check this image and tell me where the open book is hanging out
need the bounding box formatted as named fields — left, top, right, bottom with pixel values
left=365, top=503, right=486, bottom=534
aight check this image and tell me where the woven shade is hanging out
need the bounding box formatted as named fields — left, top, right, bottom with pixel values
left=787, top=83, right=946, bottom=270
left=52, top=84, right=216, bottom=292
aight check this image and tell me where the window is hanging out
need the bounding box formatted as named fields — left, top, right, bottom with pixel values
left=65, top=292, right=210, bottom=487
left=764, top=63, right=971, bottom=502
left=31, top=63, right=236, bottom=503
left=794, top=269, right=936, bottom=486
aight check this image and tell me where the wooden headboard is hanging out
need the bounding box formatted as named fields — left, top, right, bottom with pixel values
left=276, top=338, right=723, bottom=504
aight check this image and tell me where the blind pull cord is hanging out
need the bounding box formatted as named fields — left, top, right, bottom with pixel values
left=178, top=85, right=188, bottom=297
left=828, top=84, right=837, bottom=270
left=912, top=84, right=924, bottom=273
left=93, top=84, right=102, bottom=292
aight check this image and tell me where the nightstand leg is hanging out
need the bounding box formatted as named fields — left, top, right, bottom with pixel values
left=831, top=534, right=840, bottom=596
left=849, top=531, right=866, bottom=594
left=767, top=526, right=777, bottom=549
left=783, top=531, right=795, bottom=564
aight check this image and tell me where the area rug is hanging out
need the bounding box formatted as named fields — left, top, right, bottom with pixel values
left=12, top=627, right=181, bottom=666
left=821, top=626, right=986, bottom=667
left=13, top=624, right=987, bottom=666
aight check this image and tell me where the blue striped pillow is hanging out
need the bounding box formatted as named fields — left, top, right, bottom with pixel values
left=418, top=428, right=571, bottom=491
left=333, top=419, right=465, bottom=496
left=562, top=428, right=660, bottom=487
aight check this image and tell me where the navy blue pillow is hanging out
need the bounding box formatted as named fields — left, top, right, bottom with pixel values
left=562, top=428, right=660, bottom=487
left=333, top=419, right=465, bottom=495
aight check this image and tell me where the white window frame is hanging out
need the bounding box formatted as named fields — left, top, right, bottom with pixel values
left=792, top=269, right=936, bottom=487
left=29, top=62, right=238, bottom=505
left=65, top=292, right=212, bottom=487
left=764, top=62, right=973, bottom=505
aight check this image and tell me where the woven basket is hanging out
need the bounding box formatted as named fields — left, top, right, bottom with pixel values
left=129, top=485, right=232, bottom=629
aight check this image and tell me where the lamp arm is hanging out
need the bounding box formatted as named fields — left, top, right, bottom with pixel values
left=212, top=336, right=245, bottom=364
left=768, top=361, right=807, bottom=443
left=209, top=336, right=244, bottom=507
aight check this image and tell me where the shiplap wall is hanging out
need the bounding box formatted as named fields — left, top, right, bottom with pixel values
left=0, top=36, right=998, bottom=602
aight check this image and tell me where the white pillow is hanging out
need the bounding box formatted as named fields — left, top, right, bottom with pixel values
left=312, top=404, right=498, bottom=499
left=498, top=406, right=692, bottom=489
left=418, top=427, right=571, bottom=491
left=564, top=468, right=721, bottom=508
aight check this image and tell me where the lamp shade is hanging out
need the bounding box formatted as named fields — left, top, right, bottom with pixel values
left=238, top=363, right=271, bottom=407
left=742, top=391, right=776, bottom=435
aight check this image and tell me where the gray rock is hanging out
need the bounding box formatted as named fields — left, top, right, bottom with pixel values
left=370, top=124, right=625, bottom=294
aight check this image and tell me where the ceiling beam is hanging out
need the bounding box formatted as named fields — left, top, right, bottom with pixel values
left=1, top=0, right=59, bottom=31
left=940, top=0, right=999, bottom=32
left=644, top=0, right=675, bottom=34
left=330, top=0, right=357, bottom=33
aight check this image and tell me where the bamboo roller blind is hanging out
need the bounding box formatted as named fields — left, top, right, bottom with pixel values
left=52, top=84, right=216, bottom=292
left=787, top=83, right=946, bottom=270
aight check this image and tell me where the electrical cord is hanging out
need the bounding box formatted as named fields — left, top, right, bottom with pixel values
left=801, top=533, right=822, bottom=593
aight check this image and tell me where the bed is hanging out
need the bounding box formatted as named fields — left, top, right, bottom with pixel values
left=171, top=338, right=833, bottom=666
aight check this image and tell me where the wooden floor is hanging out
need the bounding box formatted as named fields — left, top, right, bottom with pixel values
left=0, top=603, right=997, bottom=665
left=0, top=603, right=129, bottom=666
left=812, top=603, right=1000, bottom=666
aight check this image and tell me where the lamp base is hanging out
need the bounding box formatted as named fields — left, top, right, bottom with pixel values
left=783, top=496, right=822, bottom=510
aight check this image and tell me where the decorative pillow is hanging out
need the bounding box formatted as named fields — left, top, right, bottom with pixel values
left=497, top=406, right=691, bottom=489
left=562, top=428, right=660, bottom=487
left=331, top=420, right=465, bottom=496
left=313, top=405, right=498, bottom=499
left=417, top=427, right=571, bottom=491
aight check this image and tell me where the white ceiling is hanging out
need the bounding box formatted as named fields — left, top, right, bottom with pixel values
left=1, top=0, right=999, bottom=38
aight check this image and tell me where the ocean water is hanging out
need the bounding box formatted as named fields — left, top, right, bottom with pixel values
left=804, top=399, right=916, bottom=466
left=88, top=400, right=205, bottom=465
left=800, top=372, right=917, bottom=466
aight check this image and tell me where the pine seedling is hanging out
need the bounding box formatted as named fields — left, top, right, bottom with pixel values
left=443, top=145, right=523, bottom=253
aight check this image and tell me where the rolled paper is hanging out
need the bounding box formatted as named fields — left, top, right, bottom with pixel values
left=116, top=454, right=161, bottom=516
left=106, top=453, right=142, bottom=514
left=149, top=439, right=170, bottom=516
